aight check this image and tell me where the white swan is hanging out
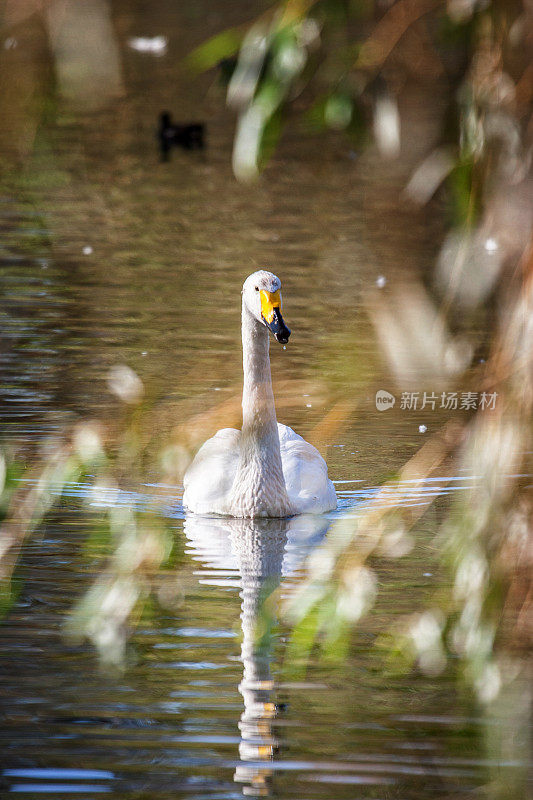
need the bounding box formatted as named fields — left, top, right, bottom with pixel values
left=182, top=270, right=337, bottom=518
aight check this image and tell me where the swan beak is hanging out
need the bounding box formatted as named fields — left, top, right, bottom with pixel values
left=260, top=290, right=291, bottom=344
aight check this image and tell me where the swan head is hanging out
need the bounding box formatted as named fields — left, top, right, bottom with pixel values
left=242, top=270, right=291, bottom=344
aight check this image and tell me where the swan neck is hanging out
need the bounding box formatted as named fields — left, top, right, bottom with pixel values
left=241, top=304, right=276, bottom=431
left=227, top=303, right=292, bottom=517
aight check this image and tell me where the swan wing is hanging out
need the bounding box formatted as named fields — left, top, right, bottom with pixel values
left=278, top=423, right=337, bottom=514
left=183, top=428, right=241, bottom=515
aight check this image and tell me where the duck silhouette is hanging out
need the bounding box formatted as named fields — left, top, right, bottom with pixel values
left=158, top=111, right=204, bottom=161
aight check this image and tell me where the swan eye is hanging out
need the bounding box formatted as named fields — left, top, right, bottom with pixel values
left=255, top=286, right=259, bottom=291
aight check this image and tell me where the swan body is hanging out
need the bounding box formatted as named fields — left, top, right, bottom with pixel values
left=183, top=270, right=337, bottom=518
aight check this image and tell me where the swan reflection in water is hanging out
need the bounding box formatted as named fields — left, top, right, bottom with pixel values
left=184, top=514, right=331, bottom=796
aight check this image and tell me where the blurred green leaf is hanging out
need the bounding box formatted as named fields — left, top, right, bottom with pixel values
left=258, top=108, right=283, bottom=168
left=186, top=28, right=244, bottom=72
left=324, top=92, right=353, bottom=129
left=283, top=603, right=323, bottom=677
left=304, top=94, right=330, bottom=131
left=448, top=157, right=479, bottom=227
left=0, top=575, right=21, bottom=619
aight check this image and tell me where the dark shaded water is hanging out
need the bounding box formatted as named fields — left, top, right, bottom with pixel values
left=0, top=2, right=529, bottom=798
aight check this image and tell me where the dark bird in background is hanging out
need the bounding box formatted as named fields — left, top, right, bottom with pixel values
left=158, top=112, right=204, bottom=161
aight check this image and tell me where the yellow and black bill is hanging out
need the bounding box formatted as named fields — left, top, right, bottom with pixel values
left=260, top=290, right=291, bottom=344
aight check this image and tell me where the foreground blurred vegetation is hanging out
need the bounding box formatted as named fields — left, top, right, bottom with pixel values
left=190, top=0, right=532, bottom=693
left=0, top=4, right=531, bottom=786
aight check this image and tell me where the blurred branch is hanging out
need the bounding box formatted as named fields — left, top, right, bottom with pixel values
left=0, top=438, right=82, bottom=599
left=356, top=0, right=443, bottom=73
left=515, top=59, right=533, bottom=108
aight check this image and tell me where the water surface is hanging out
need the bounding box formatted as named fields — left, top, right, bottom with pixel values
left=0, top=3, right=527, bottom=798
